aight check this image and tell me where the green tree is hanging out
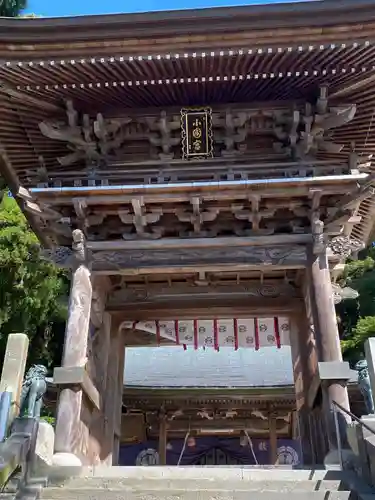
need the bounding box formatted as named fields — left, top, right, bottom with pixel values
left=338, top=247, right=375, bottom=364
left=0, top=0, right=26, bottom=17
left=341, top=316, right=375, bottom=362
left=0, top=193, right=68, bottom=369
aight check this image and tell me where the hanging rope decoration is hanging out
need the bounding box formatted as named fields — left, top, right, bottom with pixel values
left=274, top=317, right=281, bottom=349
left=254, top=317, right=260, bottom=351
left=233, top=318, right=239, bottom=351
left=193, top=319, right=199, bottom=350
left=213, top=319, right=219, bottom=352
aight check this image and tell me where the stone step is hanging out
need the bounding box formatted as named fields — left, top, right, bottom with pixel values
left=42, top=489, right=358, bottom=500
left=46, top=478, right=348, bottom=492
left=56, top=466, right=349, bottom=482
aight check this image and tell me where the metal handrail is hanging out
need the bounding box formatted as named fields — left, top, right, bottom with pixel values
left=332, top=400, right=375, bottom=436
left=332, top=399, right=375, bottom=472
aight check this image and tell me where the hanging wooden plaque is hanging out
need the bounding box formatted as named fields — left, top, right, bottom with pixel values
left=181, top=107, right=213, bottom=160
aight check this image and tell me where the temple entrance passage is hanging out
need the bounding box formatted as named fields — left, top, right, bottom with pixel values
left=119, top=345, right=301, bottom=466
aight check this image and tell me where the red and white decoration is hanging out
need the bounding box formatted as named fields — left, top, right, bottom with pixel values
left=123, top=317, right=290, bottom=350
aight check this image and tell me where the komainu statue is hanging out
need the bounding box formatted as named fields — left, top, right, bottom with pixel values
left=355, top=359, right=375, bottom=415
left=19, top=365, right=48, bottom=419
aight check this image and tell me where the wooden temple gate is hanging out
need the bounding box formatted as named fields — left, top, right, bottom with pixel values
left=0, top=0, right=375, bottom=465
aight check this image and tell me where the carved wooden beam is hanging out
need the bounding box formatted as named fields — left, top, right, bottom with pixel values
left=108, top=281, right=301, bottom=308
left=273, top=87, right=356, bottom=160
left=87, top=234, right=311, bottom=252
left=213, top=110, right=249, bottom=156
left=309, top=189, right=322, bottom=213
left=311, top=215, right=365, bottom=259
left=176, top=197, right=219, bottom=235
left=39, top=100, right=131, bottom=167
left=73, top=197, right=88, bottom=230
left=232, top=195, right=275, bottom=231
left=144, top=111, right=180, bottom=159
left=90, top=244, right=307, bottom=272
left=118, top=198, right=163, bottom=239
left=312, top=218, right=326, bottom=255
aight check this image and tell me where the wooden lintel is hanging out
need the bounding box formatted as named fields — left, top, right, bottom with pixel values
left=114, top=296, right=303, bottom=315
left=93, top=263, right=303, bottom=276
left=114, top=299, right=301, bottom=321
left=91, top=244, right=307, bottom=273
left=88, top=234, right=311, bottom=252
left=108, top=281, right=301, bottom=309
left=53, top=366, right=100, bottom=411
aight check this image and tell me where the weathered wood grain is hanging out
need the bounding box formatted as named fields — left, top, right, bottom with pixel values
left=101, top=320, right=121, bottom=465
left=54, top=263, right=92, bottom=459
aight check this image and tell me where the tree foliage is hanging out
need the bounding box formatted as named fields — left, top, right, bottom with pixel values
left=0, top=0, right=26, bottom=17
left=338, top=247, right=375, bottom=364
left=0, top=194, right=68, bottom=369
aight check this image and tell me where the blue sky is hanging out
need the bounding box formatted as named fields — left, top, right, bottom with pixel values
left=25, top=0, right=306, bottom=18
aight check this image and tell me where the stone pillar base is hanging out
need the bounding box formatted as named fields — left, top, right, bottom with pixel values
left=50, top=453, right=82, bottom=481
left=52, top=452, right=82, bottom=467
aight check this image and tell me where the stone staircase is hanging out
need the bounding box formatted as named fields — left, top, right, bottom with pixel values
left=39, top=466, right=375, bottom=500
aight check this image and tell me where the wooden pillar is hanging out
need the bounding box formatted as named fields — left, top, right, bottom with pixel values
left=308, top=246, right=350, bottom=415
left=158, top=410, right=167, bottom=465
left=113, top=338, right=125, bottom=465
left=307, top=236, right=351, bottom=454
left=268, top=412, right=278, bottom=465
left=289, top=312, right=318, bottom=465
left=102, top=320, right=123, bottom=465
left=54, top=231, right=93, bottom=464
left=90, top=310, right=111, bottom=463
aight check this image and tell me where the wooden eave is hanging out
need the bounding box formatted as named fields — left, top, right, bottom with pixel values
left=23, top=172, right=366, bottom=262
left=0, top=1, right=375, bottom=248
left=28, top=174, right=364, bottom=251
left=0, top=0, right=374, bottom=55
left=122, top=385, right=296, bottom=403
left=31, top=173, right=366, bottom=201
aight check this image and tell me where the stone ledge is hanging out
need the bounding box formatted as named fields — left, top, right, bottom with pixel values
left=53, top=367, right=100, bottom=411
left=306, top=361, right=356, bottom=408
left=318, top=361, right=356, bottom=382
